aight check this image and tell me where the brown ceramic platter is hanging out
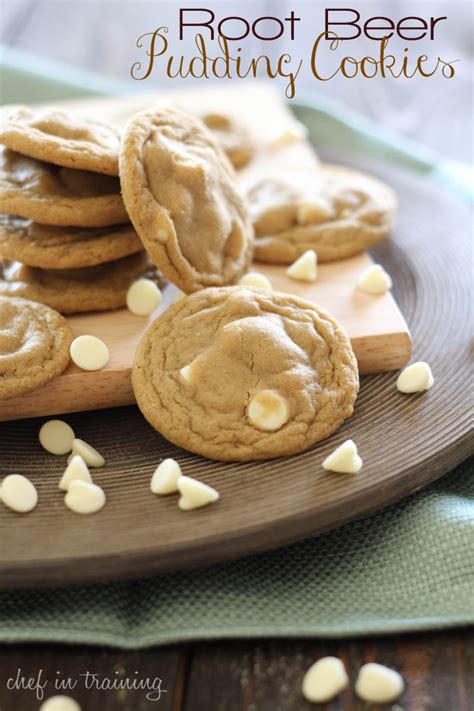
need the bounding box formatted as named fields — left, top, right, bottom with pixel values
left=0, top=156, right=472, bottom=589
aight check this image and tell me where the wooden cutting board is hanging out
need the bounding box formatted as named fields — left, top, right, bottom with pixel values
left=0, top=254, right=411, bottom=422
left=0, top=84, right=410, bottom=421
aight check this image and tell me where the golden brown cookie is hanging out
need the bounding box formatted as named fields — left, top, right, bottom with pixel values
left=0, top=214, right=143, bottom=269
left=0, top=252, right=156, bottom=314
left=248, top=164, right=397, bottom=263
left=133, top=286, right=359, bottom=461
left=0, top=295, right=72, bottom=400
left=0, top=106, right=121, bottom=176
left=120, top=107, right=253, bottom=293
left=200, top=112, right=255, bottom=169
left=0, top=147, right=128, bottom=227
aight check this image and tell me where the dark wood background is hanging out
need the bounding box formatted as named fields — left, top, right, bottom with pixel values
left=0, top=629, right=473, bottom=710
left=1, top=2, right=472, bottom=709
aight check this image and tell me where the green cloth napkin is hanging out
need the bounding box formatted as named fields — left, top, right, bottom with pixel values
left=0, top=459, right=472, bottom=648
left=0, top=48, right=472, bottom=648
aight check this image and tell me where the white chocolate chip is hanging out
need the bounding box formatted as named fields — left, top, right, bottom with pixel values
left=1, top=474, right=38, bottom=513
left=39, top=419, right=75, bottom=455
left=65, top=480, right=106, bottom=515
left=302, top=657, right=349, bottom=703
left=355, top=663, right=404, bottom=703
left=397, top=361, right=434, bottom=393
left=296, top=198, right=333, bottom=225
left=177, top=476, right=219, bottom=511
left=71, top=438, right=105, bottom=468
left=357, top=264, right=392, bottom=294
left=322, top=439, right=362, bottom=474
left=151, top=458, right=182, bottom=495
left=286, top=250, right=318, bottom=282
left=126, top=278, right=162, bottom=316
left=59, top=455, right=92, bottom=492
left=239, top=272, right=272, bottom=290
left=40, top=696, right=82, bottom=711
left=70, top=335, right=109, bottom=371
left=180, top=364, right=193, bottom=384
left=247, top=390, right=290, bottom=432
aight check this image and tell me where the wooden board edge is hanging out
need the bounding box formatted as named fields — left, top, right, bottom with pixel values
left=353, top=330, right=412, bottom=374
left=0, top=330, right=412, bottom=422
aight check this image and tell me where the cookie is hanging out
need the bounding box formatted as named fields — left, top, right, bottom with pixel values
left=0, top=147, right=128, bottom=227
left=200, top=112, right=255, bottom=169
left=120, top=107, right=253, bottom=293
left=0, top=215, right=143, bottom=269
left=132, top=286, right=359, bottom=461
left=0, top=106, right=121, bottom=176
left=0, top=252, right=157, bottom=314
left=248, top=164, right=397, bottom=263
left=0, top=295, right=72, bottom=400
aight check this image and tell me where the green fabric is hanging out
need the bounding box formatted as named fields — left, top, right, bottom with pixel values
left=0, top=50, right=473, bottom=648
left=0, top=459, right=472, bottom=648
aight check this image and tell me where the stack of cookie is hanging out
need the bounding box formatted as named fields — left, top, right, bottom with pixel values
left=0, top=106, right=155, bottom=314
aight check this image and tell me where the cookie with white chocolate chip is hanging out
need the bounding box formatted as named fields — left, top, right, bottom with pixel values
left=0, top=295, right=72, bottom=400
left=132, top=286, right=359, bottom=461
left=119, top=107, right=253, bottom=293
left=248, top=164, right=396, bottom=263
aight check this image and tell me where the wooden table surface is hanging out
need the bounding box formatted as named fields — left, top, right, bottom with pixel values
left=0, top=630, right=472, bottom=710
left=1, top=2, right=472, bottom=710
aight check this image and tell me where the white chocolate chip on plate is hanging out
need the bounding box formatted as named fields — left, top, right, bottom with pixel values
left=177, top=476, right=219, bottom=511
left=40, top=696, right=82, bottom=711
left=127, top=278, right=162, bottom=316
left=322, top=439, right=362, bottom=474
left=151, top=458, right=182, bottom=495
left=65, top=480, right=106, bottom=515
left=239, top=272, right=272, bottom=290
left=59, top=455, right=92, bottom=492
left=286, top=250, right=318, bottom=282
left=296, top=198, right=333, bottom=225
left=1, top=474, right=38, bottom=513
left=39, top=419, right=75, bottom=455
left=397, top=361, right=434, bottom=393
left=357, top=264, right=392, bottom=294
left=302, top=656, right=349, bottom=703
left=247, top=390, right=290, bottom=432
left=355, top=663, right=404, bottom=703
left=71, top=438, right=105, bottom=468
left=180, top=364, right=193, bottom=384
left=70, top=335, right=109, bottom=371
